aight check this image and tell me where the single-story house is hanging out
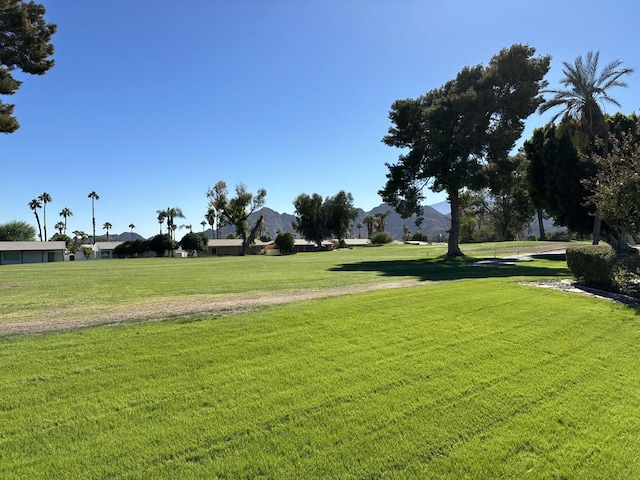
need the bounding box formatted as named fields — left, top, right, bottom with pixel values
left=93, top=241, right=123, bottom=259
left=0, top=241, right=66, bottom=265
left=207, top=239, right=270, bottom=256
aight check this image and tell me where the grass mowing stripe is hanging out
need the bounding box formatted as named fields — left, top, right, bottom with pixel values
left=2, top=277, right=639, bottom=478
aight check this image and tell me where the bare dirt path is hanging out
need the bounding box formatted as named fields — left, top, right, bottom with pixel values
left=0, top=280, right=426, bottom=337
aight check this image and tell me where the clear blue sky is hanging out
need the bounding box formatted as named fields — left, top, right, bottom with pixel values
left=3, top=0, right=639, bottom=239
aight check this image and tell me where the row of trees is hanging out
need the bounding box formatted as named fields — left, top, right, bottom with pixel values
left=381, top=44, right=636, bottom=256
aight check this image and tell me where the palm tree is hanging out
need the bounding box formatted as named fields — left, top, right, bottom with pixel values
left=38, top=192, right=52, bottom=241
left=88, top=191, right=100, bottom=244
left=72, top=230, right=88, bottom=247
left=59, top=207, right=73, bottom=234
left=54, top=221, right=65, bottom=235
left=157, top=211, right=166, bottom=234
left=159, top=207, right=185, bottom=240
left=362, top=215, right=375, bottom=238
left=205, top=208, right=216, bottom=239
left=102, top=222, right=112, bottom=241
left=539, top=51, right=634, bottom=243
left=200, top=220, right=207, bottom=234
left=540, top=51, right=634, bottom=139
left=28, top=198, right=43, bottom=241
left=128, top=223, right=135, bottom=241
left=374, top=211, right=391, bottom=233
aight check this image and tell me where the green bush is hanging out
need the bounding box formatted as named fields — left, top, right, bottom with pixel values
left=566, top=245, right=617, bottom=288
left=274, top=231, right=295, bottom=254
left=410, top=232, right=429, bottom=242
left=370, top=232, right=393, bottom=245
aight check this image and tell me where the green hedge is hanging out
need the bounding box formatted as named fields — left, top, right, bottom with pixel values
left=370, top=232, right=394, bottom=245
left=566, top=245, right=617, bottom=288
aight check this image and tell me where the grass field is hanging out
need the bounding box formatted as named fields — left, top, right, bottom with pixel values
left=2, top=241, right=639, bottom=478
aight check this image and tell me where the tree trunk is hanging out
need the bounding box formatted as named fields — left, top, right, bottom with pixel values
left=536, top=209, right=546, bottom=241
left=447, top=189, right=463, bottom=256
left=592, top=210, right=601, bottom=245
left=241, top=215, right=264, bottom=256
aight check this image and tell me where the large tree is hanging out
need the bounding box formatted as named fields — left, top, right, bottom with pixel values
left=0, top=220, right=35, bottom=240
left=380, top=44, right=550, bottom=256
left=539, top=51, right=634, bottom=242
left=207, top=181, right=266, bottom=256
left=523, top=123, right=594, bottom=236
left=583, top=120, right=640, bottom=253
left=0, top=0, right=56, bottom=132
left=293, top=190, right=357, bottom=248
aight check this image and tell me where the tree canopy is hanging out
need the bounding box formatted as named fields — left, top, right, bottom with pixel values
left=380, top=44, right=550, bottom=256
left=207, top=181, right=266, bottom=256
left=583, top=120, right=640, bottom=253
left=293, top=190, right=357, bottom=248
left=0, top=219, right=35, bottom=240
left=0, top=0, right=56, bottom=133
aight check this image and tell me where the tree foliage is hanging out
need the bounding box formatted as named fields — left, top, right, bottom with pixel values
left=380, top=44, right=550, bottom=256
left=293, top=190, right=357, bottom=248
left=583, top=121, right=640, bottom=253
left=207, top=181, right=266, bottom=255
left=114, top=239, right=149, bottom=258
left=49, top=232, right=73, bottom=250
left=179, top=232, right=207, bottom=256
left=0, top=0, right=56, bottom=132
left=148, top=234, right=174, bottom=257
left=274, top=231, right=295, bottom=254
left=0, top=219, right=35, bottom=240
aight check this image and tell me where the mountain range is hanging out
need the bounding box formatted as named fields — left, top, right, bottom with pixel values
left=106, top=203, right=452, bottom=242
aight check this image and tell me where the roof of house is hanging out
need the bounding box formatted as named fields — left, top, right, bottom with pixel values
left=93, top=241, right=123, bottom=250
left=0, top=241, right=66, bottom=251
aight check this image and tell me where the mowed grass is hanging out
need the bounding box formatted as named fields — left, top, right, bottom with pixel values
left=0, top=241, right=571, bottom=325
left=3, top=241, right=638, bottom=478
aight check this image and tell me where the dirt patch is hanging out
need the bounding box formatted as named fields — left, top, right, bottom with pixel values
left=0, top=280, right=426, bottom=337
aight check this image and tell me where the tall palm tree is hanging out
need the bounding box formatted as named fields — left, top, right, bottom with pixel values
left=88, top=191, right=100, bottom=244
left=128, top=223, right=135, bottom=241
left=539, top=51, right=634, bottom=138
left=160, top=207, right=185, bottom=240
left=59, top=207, right=73, bottom=234
left=156, top=211, right=166, bottom=234
left=205, top=208, right=216, bottom=239
left=102, top=222, right=112, bottom=241
left=28, top=198, right=43, bottom=241
left=539, top=51, right=634, bottom=243
left=54, top=221, right=65, bottom=235
left=38, top=192, right=52, bottom=241
left=200, top=220, right=207, bottom=234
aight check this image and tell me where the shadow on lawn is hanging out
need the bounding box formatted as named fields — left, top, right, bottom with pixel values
left=330, top=254, right=571, bottom=282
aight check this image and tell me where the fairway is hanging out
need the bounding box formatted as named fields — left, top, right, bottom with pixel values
left=2, top=242, right=638, bottom=478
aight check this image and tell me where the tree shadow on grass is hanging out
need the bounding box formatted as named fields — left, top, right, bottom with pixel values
left=330, top=254, right=571, bottom=282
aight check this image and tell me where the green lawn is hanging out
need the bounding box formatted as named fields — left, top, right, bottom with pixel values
left=3, top=241, right=638, bottom=478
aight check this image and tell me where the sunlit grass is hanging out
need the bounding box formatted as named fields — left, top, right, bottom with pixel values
left=1, top=278, right=639, bottom=478
left=0, top=241, right=574, bottom=324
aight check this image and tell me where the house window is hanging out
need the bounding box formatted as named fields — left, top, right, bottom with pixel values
left=47, top=252, right=56, bottom=262
left=3, top=251, right=20, bottom=261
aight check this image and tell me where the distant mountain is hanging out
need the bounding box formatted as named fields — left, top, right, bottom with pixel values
left=202, top=204, right=450, bottom=241
left=109, top=232, right=146, bottom=242
left=429, top=200, right=450, bottom=215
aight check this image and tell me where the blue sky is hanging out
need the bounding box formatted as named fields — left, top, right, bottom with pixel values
left=3, top=0, right=639, bottom=239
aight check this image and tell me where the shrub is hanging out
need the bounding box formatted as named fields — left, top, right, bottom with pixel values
left=370, top=232, right=393, bottom=245
left=274, top=231, right=295, bottom=254
left=411, top=232, right=429, bottom=242
left=566, top=245, right=617, bottom=289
